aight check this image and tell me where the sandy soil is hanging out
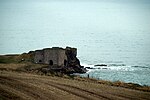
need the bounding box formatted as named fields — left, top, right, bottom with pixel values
left=0, top=70, right=150, bottom=100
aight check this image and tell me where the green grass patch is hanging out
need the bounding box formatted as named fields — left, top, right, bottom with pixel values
left=0, top=55, right=19, bottom=63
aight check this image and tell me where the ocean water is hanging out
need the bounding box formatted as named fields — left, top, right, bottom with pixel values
left=0, top=0, right=150, bottom=85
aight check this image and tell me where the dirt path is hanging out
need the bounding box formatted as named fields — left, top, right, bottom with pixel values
left=0, top=71, right=150, bottom=100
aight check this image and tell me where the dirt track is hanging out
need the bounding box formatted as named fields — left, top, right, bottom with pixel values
left=0, top=71, right=150, bottom=100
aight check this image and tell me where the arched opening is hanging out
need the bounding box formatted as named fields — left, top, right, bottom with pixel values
left=39, top=60, right=42, bottom=63
left=49, top=60, right=53, bottom=65
left=64, top=59, right=67, bottom=66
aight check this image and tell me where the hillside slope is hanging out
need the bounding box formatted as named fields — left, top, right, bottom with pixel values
left=0, top=70, right=150, bottom=100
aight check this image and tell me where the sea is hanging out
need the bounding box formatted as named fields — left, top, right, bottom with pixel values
left=0, top=0, right=150, bottom=86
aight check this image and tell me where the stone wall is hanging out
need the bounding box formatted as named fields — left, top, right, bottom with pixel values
left=34, top=50, right=44, bottom=63
left=58, top=49, right=67, bottom=67
left=34, top=47, right=67, bottom=66
left=43, top=48, right=58, bottom=65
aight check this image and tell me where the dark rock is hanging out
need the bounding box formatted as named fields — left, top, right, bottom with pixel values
left=85, top=67, right=95, bottom=69
left=94, top=64, right=107, bottom=66
left=102, top=68, right=108, bottom=69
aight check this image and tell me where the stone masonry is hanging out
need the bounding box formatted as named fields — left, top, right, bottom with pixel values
left=34, top=47, right=82, bottom=70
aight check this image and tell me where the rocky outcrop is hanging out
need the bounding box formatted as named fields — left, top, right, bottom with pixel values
left=64, top=47, right=85, bottom=73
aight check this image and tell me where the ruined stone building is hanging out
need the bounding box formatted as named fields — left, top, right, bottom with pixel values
left=34, top=47, right=81, bottom=69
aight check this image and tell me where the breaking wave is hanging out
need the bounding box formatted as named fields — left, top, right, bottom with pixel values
left=80, top=63, right=150, bottom=86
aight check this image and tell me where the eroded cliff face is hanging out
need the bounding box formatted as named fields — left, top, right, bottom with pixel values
left=65, top=47, right=79, bottom=67
left=64, top=47, right=85, bottom=73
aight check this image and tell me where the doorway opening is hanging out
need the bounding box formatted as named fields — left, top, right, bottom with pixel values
left=49, top=60, right=53, bottom=65
left=39, top=60, right=42, bottom=63
left=64, top=59, right=67, bottom=66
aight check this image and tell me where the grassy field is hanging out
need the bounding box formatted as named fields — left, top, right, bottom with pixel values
left=0, top=63, right=150, bottom=100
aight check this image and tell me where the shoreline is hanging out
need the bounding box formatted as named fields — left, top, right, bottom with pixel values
left=80, top=63, right=150, bottom=86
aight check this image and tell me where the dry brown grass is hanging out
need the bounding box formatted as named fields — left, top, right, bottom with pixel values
left=0, top=62, right=150, bottom=100
left=0, top=63, right=26, bottom=71
left=74, top=76, right=150, bottom=92
left=0, top=63, right=47, bottom=72
left=0, top=70, right=150, bottom=100
left=0, top=63, right=150, bottom=92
